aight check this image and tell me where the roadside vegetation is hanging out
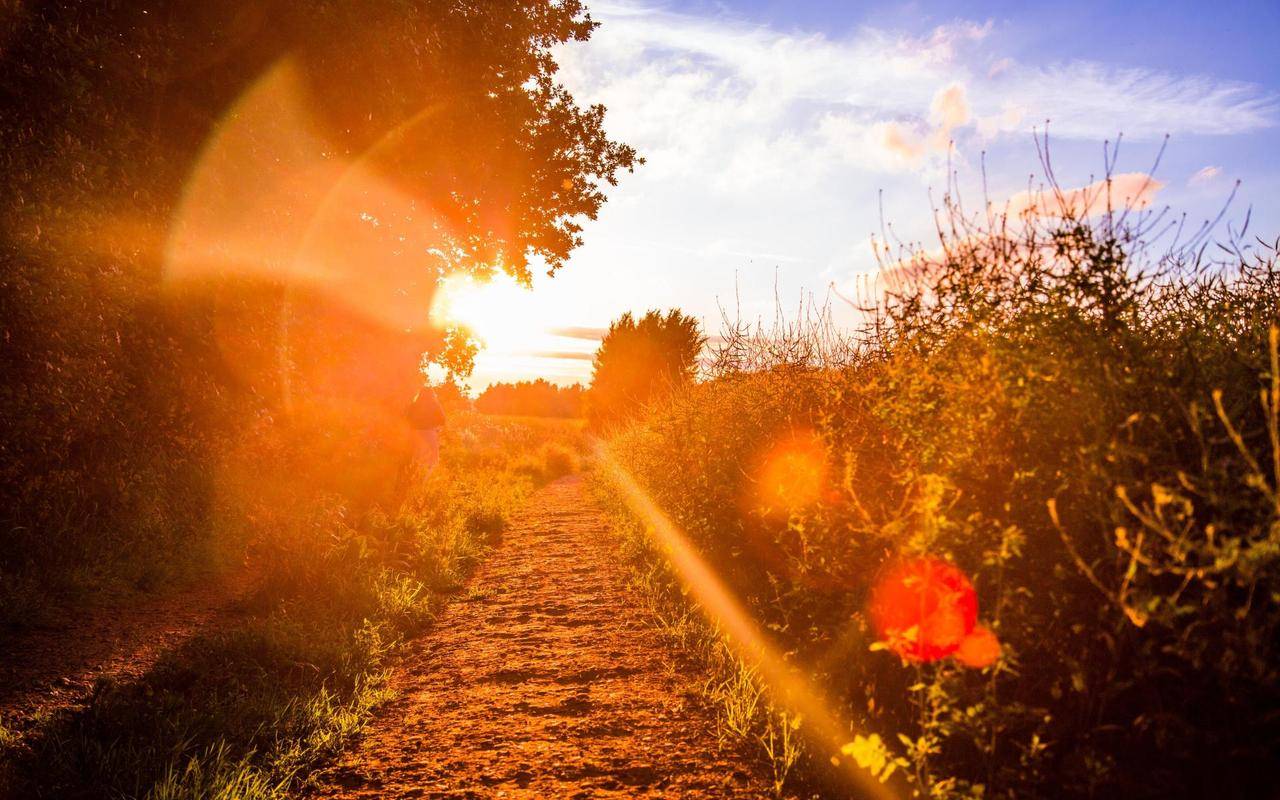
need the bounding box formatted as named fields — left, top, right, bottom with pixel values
left=0, top=413, right=584, bottom=800
left=595, top=166, right=1280, bottom=798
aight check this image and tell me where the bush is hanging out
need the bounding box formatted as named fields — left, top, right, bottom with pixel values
left=541, top=444, right=580, bottom=481
left=600, top=178, right=1280, bottom=799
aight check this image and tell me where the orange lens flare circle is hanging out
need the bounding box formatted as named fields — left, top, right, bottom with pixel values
left=869, top=557, right=1000, bottom=667
left=954, top=623, right=1001, bottom=668
left=753, top=429, right=829, bottom=514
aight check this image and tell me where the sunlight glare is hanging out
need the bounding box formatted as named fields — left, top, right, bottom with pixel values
left=752, top=429, right=829, bottom=514
left=430, top=273, right=535, bottom=351
left=869, top=557, right=1001, bottom=667
left=596, top=442, right=899, bottom=800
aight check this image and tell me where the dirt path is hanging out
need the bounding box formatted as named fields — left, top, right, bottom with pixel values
left=0, top=567, right=258, bottom=734
left=309, top=475, right=773, bottom=799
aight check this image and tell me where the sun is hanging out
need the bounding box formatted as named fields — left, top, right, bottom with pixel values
left=426, top=271, right=598, bottom=389
left=430, top=273, right=535, bottom=351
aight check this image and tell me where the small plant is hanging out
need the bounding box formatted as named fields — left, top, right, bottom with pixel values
left=759, top=710, right=804, bottom=797
left=541, top=444, right=579, bottom=480
left=711, top=653, right=765, bottom=745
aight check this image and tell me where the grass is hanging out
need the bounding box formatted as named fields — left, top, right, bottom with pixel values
left=588, top=495, right=805, bottom=797
left=1, top=412, right=584, bottom=799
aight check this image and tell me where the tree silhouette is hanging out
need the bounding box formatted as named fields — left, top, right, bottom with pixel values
left=0, top=0, right=638, bottom=583
left=586, top=310, right=704, bottom=428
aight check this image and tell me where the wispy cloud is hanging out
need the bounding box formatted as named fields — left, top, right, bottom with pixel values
left=1001, top=173, right=1166, bottom=219
left=549, top=326, right=608, bottom=341
left=995, top=64, right=1276, bottom=139
left=562, top=2, right=1276, bottom=185
left=532, top=351, right=597, bottom=361
left=1189, top=165, right=1223, bottom=186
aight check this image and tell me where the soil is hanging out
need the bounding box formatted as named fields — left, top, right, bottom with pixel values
left=0, top=567, right=258, bottom=734
left=308, top=474, right=774, bottom=799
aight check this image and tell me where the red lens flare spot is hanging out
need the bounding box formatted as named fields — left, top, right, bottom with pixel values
left=753, top=429, right=829, bottom=514
left=869, top=557, right=977, bottom=662
left=955, top=623, right=1001, bottom=668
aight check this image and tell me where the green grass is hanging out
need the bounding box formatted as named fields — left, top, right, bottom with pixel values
left=1, top=413, right=584, bottom=799
left=588, top=496, right=803, bottom=797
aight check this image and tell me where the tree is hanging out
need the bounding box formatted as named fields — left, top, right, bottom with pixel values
left=431, top=378, right=474, bottom=414
left=0, top=0, right=637, bottom=584
left=586, top=310, right=704, bottom=428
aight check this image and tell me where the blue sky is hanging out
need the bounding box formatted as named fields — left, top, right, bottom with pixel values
left=686, top=0, right=1280, bottom=85
left=448, top=0, right=1280, bottom=389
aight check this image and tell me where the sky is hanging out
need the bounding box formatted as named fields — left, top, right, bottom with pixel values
left=440, top=0, right=1280, bottom=390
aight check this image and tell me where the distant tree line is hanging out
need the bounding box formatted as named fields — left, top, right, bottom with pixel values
left=476, top=379, right=584, bottom=418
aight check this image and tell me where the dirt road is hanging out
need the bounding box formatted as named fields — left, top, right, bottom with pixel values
left=309, top=475, right=773, bottom=799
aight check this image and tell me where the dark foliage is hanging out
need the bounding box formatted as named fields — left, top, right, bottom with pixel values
left=0, top=0, right=636, bottom=600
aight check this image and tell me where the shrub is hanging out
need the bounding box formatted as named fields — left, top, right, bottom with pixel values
left=541, top=444, right=580, bottom=481
left=600, top=172, right=1280, bottom=798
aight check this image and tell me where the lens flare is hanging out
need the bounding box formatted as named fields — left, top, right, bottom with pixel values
left=869, top=557, right=1000, bottom=667
left=752, top=428, right=829, bottom=514
left=955, top=623, right=1001, bottom=668
left=596, top=442, right=899, bottom=800
left=164, top=57, right=449, bottom=411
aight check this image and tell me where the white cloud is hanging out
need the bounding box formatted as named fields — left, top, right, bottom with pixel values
left=987, top=57, right=1013, bottom=78
left=558, top=7, right=992, bottom=186
left=561, top=2, right=1276, bottom=188
left=530, top=2, right=1278, bottom=355
left=975, top=103, right=1026, bottom=139
left=1000, top=173, right=1166, bottom=218
left=931, top=82, right=972, bottom=129
left=915, top=20, right=993, bottom=63
left=992, top=63, right=1275, bottom=139
left=1189, top=165, right=1222, bottom=186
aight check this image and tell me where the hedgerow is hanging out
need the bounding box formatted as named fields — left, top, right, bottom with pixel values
left=604, top=166, right=1280, bottom=798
